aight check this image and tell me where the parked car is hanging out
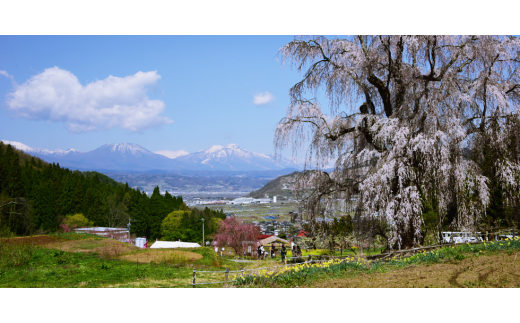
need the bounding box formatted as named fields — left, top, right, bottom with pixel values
left=442, top=232, right=483, bottom=244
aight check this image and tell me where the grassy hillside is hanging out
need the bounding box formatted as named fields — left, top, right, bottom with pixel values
left=0, top=233, right=242, bottom=288
left=248, top=171, right=299, bottom=198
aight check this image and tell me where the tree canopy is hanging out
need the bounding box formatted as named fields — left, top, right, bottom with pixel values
left=161, top=207, right=225, bottom=243
left=275, top=36, right=520, bottom=248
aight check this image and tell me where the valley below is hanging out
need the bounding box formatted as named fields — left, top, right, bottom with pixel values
left=105, top=171, right=282, bottom=198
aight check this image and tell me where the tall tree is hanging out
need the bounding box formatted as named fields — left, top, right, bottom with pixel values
left=6, top=151, right=24, bottom=198
left=105, top=193, right=130, bottom=228
left=275, top=36, right=520, bottom=249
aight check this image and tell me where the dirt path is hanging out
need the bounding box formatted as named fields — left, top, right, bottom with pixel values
left=307, top=251, right=520, bottom=288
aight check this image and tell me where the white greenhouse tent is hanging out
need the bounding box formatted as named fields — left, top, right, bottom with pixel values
left=150, top=241, right=201, bottom=249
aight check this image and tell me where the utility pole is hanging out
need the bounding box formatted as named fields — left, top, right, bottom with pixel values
left=201, top=218, right=205, bottom=247
left=127, top=219, right=132, bottom=244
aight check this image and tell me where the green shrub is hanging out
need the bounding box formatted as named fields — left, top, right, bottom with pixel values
left=454, top=254, right=465, bottom=261
left=63, top=214, right=93, bottom=228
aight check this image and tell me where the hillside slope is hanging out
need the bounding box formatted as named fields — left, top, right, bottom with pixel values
left=248, top=171, right=300, bottom=198
left=0, top=141, right=49, bottom=166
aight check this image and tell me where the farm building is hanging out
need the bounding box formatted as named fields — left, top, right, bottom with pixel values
left=257, top=235, right=290, bottom=246
left=296, top=229, right=310, bottom=237
left=241, top=235, right=291, bottom=257
left=74, top=227, right=130, bottom=241
left=73, top=227, right=148, bottom=248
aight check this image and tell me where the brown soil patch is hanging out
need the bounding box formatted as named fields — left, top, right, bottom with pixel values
left=0, top=235, right=58, bottom=246
left=119, top=250, right=203, bottom=264
left=308, top=251, right=520, bottom=288
left=45, top=238, right=140, bottom=257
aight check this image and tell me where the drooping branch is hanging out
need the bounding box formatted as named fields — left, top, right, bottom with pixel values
left=276, top=35, right=520, bottom=248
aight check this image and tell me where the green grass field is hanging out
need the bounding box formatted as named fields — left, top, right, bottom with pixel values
left=201, top=203, right=298, bottom=223
left=4, top=232, right=517, bottom=288
left=0, top=234, right=244, bottom=288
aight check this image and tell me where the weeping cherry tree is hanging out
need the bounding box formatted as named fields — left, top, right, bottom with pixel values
left=275, top=35, right=520, bottom=249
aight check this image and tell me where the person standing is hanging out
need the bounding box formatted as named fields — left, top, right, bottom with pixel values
left=260, top=244, right=265, bottom=260
left=257, top=244, right=262, bottom=260
left=281, top=244, right=287, bottom=265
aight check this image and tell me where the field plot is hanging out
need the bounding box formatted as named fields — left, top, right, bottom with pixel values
left=202, top=203, right=298, bottom=223
left=119, top=250, right=203, bottom=263
left=309, top=251, right=520, bottom=288
left=232, top=239, right=520, bottom=288
left=0, top=235, right=58, bottom=246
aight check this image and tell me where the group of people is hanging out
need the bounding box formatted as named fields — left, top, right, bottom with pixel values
left=257, top=243, right=277, bottom=260
left=256, top=243, right=301, bottom=265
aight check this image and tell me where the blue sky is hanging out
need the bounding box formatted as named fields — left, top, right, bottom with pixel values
left=0, top=36, right=307, bottom=155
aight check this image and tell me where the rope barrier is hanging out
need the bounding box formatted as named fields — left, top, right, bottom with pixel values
left=194, top=280, right=237, bottom=285
left=196, top=270, right=227, bottom=273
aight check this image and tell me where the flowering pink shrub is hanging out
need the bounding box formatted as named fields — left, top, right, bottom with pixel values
left=59, top=223, right=71, bottom=233
left=214, top=217, right=259, bottom=254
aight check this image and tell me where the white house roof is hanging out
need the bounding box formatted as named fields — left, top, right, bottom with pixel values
left=150, top=241, right=201, bottom=249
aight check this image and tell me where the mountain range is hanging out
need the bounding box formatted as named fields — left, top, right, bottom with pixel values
left=1, top=140, right=300, bottom=173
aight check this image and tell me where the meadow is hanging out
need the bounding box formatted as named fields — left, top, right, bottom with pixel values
left=2, top=233, right=519, bottom=288
left=202, top=203, right=298, bottom=223
left=0, top=233, right=243, bottom=288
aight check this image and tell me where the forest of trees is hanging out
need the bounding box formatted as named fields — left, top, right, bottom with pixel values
left=161, top=207, right=225, bottom=243
left=0, top=142, right=223, bottom=240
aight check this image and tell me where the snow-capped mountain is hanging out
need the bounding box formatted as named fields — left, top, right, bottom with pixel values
left=174, top=143, right=298, bottom=171
left=50, top=143, right=182, bottom=171
left=155, top=150, right=189, bottom=159
left=0, top=140, right=82, bottom=156
left=1, top=140, right=300, bottom=172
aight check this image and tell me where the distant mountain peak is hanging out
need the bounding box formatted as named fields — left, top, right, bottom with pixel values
left=202, top=145, right=224, bottom=153
left=100, top=142, right=154, bottom=156
left=173, top=143, right=299, bottom=171
left=0, top=140, right=82, bottom=156
left=225, top=143, right=240, bottom=149
left=2, top=140, right=301, bottom=172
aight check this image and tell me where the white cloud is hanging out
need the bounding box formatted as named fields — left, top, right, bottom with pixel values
left=155, top=150, right=189, bottom=159
left=253, top=91, right=275, bottom=106
left=5, top=67, right=173, bottom=133
left=0, top=70, right=11, bottom=78
left=0, top=70, right=14, bottom=82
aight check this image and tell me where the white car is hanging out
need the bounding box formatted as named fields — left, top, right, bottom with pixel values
left=442, top=232, right=483, bottom=244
